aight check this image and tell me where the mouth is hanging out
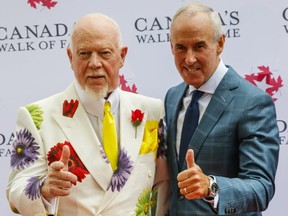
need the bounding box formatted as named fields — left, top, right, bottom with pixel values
left=185, top=66, right=199, bottom=72
left=87, top=73, right=106, bottom=80
left=85, top=74, right=107, bottom=87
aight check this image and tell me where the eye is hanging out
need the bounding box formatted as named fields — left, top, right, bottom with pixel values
left=194, top=43, right=205, bottom=50
left=100, top=51, right=112, bottom=59
left=175, top=44, right=185, bottom=51
left=78, top=51, right=91, bottom=58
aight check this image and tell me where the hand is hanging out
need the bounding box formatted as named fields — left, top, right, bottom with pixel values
left=41, top=145, right=77, bottom=201
left=177, top=149, right=209, bottom=200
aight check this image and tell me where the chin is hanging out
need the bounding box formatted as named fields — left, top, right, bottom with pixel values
left=85, top=85, right=109, bottom=99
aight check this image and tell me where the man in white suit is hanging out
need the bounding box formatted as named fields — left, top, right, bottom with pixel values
left=7, top=13, right=169, bottom=216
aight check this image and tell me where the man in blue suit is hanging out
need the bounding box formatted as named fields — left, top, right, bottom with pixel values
left=164, top=2, right=280, bottom=215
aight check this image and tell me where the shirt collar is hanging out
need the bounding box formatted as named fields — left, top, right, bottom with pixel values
left=188, top=59, right=228, bottom=94
left=74, top=81, right=119, bottom=118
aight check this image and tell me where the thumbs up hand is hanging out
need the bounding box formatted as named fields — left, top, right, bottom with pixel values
left=177, top=149, right=210, bottom=200
left=185, top=148, right=197, bottom=169
left=41, top=145, right=78, bottom=201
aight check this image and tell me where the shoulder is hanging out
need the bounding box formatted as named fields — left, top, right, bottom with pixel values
left=22, top=83, right=76, bottom=112
left=119, top=90, right=164, bottom=117
left=225, top=66, right=274, bottom=103
left=120, top=90, right=162, bottom=104
left=166, top=82, right=186, bottom=96
left=164, top=82, right=186, bottom=104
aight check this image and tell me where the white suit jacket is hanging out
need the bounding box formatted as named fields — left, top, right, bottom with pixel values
left=7, top=83, right=169, bottom=216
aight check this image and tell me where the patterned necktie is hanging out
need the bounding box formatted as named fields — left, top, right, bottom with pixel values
left=179, top=90, right=204, bottom=169
left=103, top=101, right=118, bottom=171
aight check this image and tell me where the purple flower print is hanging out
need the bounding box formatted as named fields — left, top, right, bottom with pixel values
left=157, top=119, right=167, bottom=159
left=108, top=148, right=133, bottom=192
left=11, top=128, right=40, bottom=169
left=24, top=175, right=46, bottom=201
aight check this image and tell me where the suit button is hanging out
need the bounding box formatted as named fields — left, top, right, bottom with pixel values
left=177, top=194, right=185, bottom=200
left=148, top=170, right=152, bottom=178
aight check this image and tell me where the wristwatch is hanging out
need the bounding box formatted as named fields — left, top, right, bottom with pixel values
left=208, top=175, right=219, bottom=197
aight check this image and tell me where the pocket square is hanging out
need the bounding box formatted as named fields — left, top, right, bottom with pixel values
left=139, top=120, right=158, bottom=155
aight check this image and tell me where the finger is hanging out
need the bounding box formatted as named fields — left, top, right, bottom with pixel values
left=60, top=145, right=70, bottom=171
left=186, top=149, right=195, bottom=169
left=49, top=178, right=74, bottom=189
left=41, top=175, right=72, bottom=200
left=48, top=166, right=77, bottom=181
left=47, top=185, right=71, bottom=198
left=50, top=161, right=66, bottom=171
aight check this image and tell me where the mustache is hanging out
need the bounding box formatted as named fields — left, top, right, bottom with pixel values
left=87, top=71, right=105, bottom=76
left=86, top=71, right=107, bottom=78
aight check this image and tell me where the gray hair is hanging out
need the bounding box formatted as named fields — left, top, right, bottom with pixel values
left=170, top=2, right=223, bottom=42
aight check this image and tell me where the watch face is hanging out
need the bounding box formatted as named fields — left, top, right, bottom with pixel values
left=211, top=182, right=218, bottom=194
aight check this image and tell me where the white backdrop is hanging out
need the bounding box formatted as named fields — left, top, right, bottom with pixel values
left=0, top=0, right=287, bottom=215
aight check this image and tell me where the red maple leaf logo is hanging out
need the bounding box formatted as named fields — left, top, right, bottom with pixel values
left=28, top=0, right=58, bottom=9
left=119, top=74, right=138, bottom=94
left=245, top=65, right=283, bottom=101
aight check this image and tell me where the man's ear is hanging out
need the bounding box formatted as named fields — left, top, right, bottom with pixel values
left=67, top=48, right=73, bottom=63
left=170, top=42, right=175, bottom=55
left=216, top=34, right=225, bottom=55
left=120, top=46, right=128, bottom=68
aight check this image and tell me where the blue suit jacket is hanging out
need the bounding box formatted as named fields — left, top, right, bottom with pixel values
left=164, top=66, right=280, bottom=216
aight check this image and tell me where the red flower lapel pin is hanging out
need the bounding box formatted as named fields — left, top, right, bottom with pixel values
left=131, top=109, right=144, bottom=138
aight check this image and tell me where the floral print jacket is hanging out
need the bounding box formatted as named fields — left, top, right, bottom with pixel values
left=7, top=83, right=169, bottom=216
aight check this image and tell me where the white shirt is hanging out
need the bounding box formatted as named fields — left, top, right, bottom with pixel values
left=176, top=59, right=228, bottom=156
left=74, top=81, right=120, bottom=144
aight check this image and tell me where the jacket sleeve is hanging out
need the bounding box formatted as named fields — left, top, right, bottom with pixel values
left=217, top=92, right=280, bottom=214
left=154, top=101, right=170, bottom=216
left=6, top=106, right=48, bottom=216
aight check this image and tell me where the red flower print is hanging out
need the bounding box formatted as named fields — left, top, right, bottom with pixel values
left=47, top=141, right=89, bottom=184
left=63, top=99, right=79, bottom=118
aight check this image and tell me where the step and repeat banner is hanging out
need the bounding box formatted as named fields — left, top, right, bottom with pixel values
left=0, top=0, right=287, bottom=215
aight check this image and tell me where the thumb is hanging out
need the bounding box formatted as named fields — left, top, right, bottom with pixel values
left=60, top=145, right=70, bottom=171
left=186, top=149, right=196, bottom=169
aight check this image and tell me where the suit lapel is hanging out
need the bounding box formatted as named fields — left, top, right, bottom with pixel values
left=97, top=90, right=146, bottom=212
left=188, top=68, right=239, bottom=160
left=53, top=84, right=113, bottom=191
left=119, top=91, right=146, bottom=164
left=167, top=83, right=187, bottom=174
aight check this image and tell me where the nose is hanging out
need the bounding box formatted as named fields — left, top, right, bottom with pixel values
left=185, top=49, right=197, bottom=65
left=88, top=52, right=102, bottom=69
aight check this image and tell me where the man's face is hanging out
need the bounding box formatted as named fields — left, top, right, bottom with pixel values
left=67, top=21, right=127, bottom=98
left=170, top=12, right=224, bottom=88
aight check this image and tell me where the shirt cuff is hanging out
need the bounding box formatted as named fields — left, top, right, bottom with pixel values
left=41, top=196, right=59, bottom=215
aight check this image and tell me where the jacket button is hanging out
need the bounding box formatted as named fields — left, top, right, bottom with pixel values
left=148, top=170, right=152, bottom=178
